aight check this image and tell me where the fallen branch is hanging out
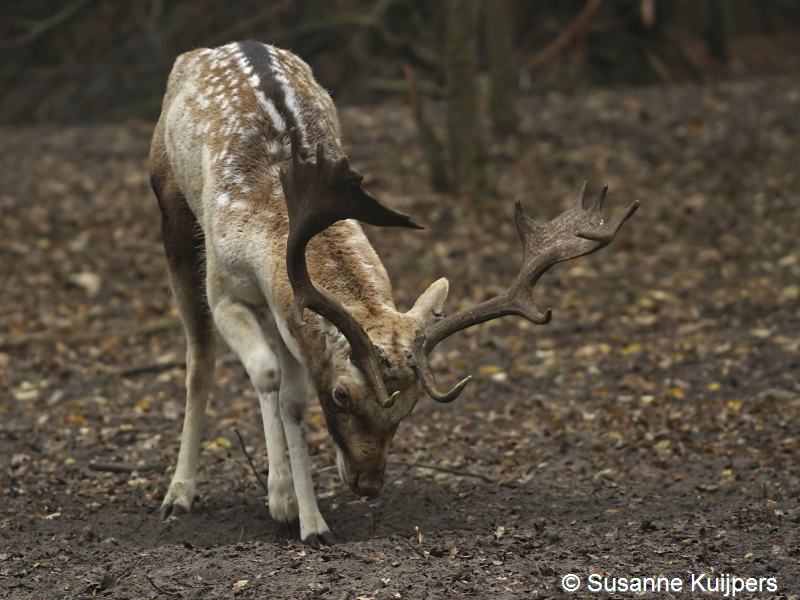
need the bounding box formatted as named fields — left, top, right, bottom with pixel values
left=116, top=361, right=184, bottom=378
left=88, top=462, right=156, bottom=474
left=527, top=0, right=603, bottom=69
left=392, top=535, right=427, bottom=559
left=234, top=428, right=269, bottom=494
left=388, top=460, right=494, bottom=483
left=385, top=459, right=417, bottom=487
left=497, top=463, right=533, bottom=487
left=0, top=317, right=180, bottom=348
left=117, top=354, right=240, bottom=378
left=145, top=574, right=178, bottom=597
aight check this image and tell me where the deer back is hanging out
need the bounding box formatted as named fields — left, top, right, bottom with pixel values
left=152, top=42, right=403, bottom=377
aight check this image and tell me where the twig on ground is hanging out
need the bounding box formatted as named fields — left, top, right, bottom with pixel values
left=497, top=463, right=533, bottom=487
left=0, top=317, right=180, bottom=348
left=388, top=460, right=495, bottom=483
left=117, top=354, right=239, bottom=378
left=234, top=428, right=269, bottom=494
left=375, top=462, right=417, bottom=516
left=87, top=462, right=156, bottom=474
left=392, top=535, right=427, bottom=559
left=146, top=574, right=177, bottom=597
left=117, top=361, right=184, bottom=377
left=386, top=459, right=416, bottom=487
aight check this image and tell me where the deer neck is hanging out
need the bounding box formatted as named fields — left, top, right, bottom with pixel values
left=283, top=292, right=419, bottom=397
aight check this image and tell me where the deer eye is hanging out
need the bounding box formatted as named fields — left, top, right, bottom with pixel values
left=332, top=386, right=350, bottom=410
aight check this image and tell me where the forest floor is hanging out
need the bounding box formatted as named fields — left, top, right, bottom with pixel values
left=1, top=77, right=799, bottom=599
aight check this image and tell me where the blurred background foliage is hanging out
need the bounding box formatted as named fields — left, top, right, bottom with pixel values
left=2, top=0, right=800, bottom=126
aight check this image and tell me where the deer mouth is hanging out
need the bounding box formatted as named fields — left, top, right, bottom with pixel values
left=335, top=447, right=385, bottom=498
left=351, top=473, right=383, bottom=498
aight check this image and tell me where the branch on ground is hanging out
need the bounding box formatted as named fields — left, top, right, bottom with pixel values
left=0, top=317, right=180, bottom=348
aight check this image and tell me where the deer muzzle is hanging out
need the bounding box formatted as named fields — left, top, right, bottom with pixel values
left=336, top=446, right=386, bottom=498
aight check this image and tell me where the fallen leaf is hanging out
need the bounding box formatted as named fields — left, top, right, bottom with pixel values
left=203, top=436, right=232, bottom=451
left=69, top=271, right=102, bottom=296
left=726, top=399, right=742, bottom=411
left=622, top=343, right=642, bottom=356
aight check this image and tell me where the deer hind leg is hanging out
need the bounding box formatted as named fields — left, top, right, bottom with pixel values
left=274, top=338, right=333, bottom=545
left=151, top=166, right=216, bottom=519
left=206, top=286, right=298, bottom=526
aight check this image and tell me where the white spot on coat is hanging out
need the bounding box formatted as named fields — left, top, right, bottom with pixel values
left=254, top=90, right=286, bottom=132
left=267, top=46, right=307, bottom=145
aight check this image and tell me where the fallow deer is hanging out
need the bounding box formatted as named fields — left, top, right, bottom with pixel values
left=149, top=41, right=638, bottom=544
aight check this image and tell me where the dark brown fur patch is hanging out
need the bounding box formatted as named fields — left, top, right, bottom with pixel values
left=237, top=40, right=304, bottom=151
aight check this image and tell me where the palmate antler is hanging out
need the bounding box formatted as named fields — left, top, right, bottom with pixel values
left=280, top=139, right=422, bottom=408
left=281, top=138, right=637, bottom=407
left=408, top=183, right=639, bottom=403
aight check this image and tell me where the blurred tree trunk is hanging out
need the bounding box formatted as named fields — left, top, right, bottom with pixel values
left=403, top=64, right=450, bottom=193
left=445, top=0, right=483, bottom=196
left=486, top=0, right=518, bottom=137
left=702, top=0, right=731, bottom=63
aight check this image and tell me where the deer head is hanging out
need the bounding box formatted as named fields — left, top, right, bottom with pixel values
left=280, top=140, right=638, bottom=497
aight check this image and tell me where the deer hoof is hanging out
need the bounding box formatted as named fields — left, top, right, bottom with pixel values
left=273, top=519, right=300, bottom=540
left=160, top=480, right=197, bottom=520
left=300, top=510, right=334, bottom=545
left=160, top=501, right=188, bottom=521
left=302, top=530, right=336, bottom=547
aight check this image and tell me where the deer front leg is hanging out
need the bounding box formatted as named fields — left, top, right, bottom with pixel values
left=275, top=339, right=334, bottom=545
left=208, top=290, right=298, bottom=526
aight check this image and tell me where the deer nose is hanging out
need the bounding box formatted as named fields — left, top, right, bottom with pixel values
left=352, top=472, right=384, bottom=498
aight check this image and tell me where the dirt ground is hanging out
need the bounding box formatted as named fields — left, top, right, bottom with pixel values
left=1, top=76, right=799, bottom=599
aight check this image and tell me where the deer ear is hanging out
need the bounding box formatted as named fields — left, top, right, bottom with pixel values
left=408, top=277, right=449, bottom=327
left=319, top=316, right=351, bottom=362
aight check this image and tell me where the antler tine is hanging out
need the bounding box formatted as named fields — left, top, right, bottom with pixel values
left=579, top=180, right=590, bottom=209
left=411, top=362, right=473, bottom=404
left=577, top=198, right=639, bottom=243
left=597, top=184, right=608, bottom=213
left=280, top=137, right=422, bottom=408
left=407, top=334, right=473, bottom=403
left=414, top=183, right=638, bottom=402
